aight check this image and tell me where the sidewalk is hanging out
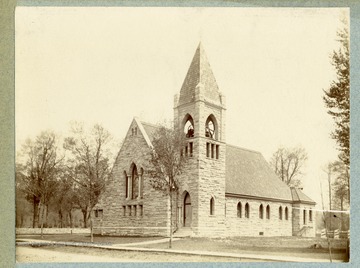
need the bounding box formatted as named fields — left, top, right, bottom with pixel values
left=16, top=238, right=343, bottom=263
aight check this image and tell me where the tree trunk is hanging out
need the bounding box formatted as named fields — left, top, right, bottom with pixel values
left=45, top=204, right=49, bottom=228
left=169, top=190, right=173, bottom=249
left=69, top=209, right=73, bottom=229
left=40, top=203, right=45, bottom=239
left=33, top=196, right=40, bottom=228
left=58, top=209, right=63, bottom=228
left=82, top=209, right=87, bottom=228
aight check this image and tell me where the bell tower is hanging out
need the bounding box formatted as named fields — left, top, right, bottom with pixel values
left=174, top=43, right=226, bottom=236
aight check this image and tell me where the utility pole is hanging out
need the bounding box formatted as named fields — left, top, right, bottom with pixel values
left=328, top=164, right=332, bottom=232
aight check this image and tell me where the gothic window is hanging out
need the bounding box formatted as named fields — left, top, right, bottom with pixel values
left=139, top=205, right=143, bottom=216
left=216, top=145, right=219, bottom=159
left=189, top=142, right=193, bottom=157
left=124, top=171, right=129, bottom=198
left=139, top=168, right=144, bottom=198
left=210, top=197, right=215, bottom=215
left=205, top=116, right=216, bottom=139
left=245, top=203, right=250, bottom=218
left=279, top=206, right=283, bottom=220
left=131, top=163, right=139, bottom=199
left=206, top=143, right=210, bottom=157
left=237, top=202, right=242, bottom=218
left=259, top=204, right=264, bottom=219
left=285, top=207, right=289, bottom=220
left=266, top=205, right=270, bottom=219
left=183, top=115, right=194, bottom=138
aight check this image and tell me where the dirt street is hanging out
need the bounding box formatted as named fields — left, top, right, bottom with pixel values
left=16, top=246, right=256, bottom=262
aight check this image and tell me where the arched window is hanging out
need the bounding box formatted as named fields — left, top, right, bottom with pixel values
left=303, top=209, right=306, bottom=225
left=139, top=168, right=144, bottom=199
left=266, top=205, right=270, bottom=219
left=131, top=164, right=138, bottom=199
left=183, top=114, right=194, bottom=138
left=279, top=206, right=283, bottom=220
left=285, top=207, right=289, bottom=220
left=237, top=202, right=242, bottom=218
left=124, top=171, right=129, bottom=198
left=259, top=204, right=264, bottom=219
left=309, top=209, right=313, bottom=221
left=205, top=115, right=217, bottom=139
left=210, top=197, right=215, bottom=215
left=245, top=203, right=250, bottom=218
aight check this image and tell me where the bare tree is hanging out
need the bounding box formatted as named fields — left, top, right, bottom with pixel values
left=64, top=123, right=113, bottom=242
left=269, top=147, right=308, bottom=187
left=16, top=131, right=63, bottom=232
left=147, top=125, right=187, bottom=248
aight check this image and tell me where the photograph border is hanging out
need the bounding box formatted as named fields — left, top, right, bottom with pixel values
left=1, top=0, right=360, bottom=267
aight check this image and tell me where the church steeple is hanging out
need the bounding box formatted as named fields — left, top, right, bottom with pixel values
left=177, top=43, right=223, bottom=107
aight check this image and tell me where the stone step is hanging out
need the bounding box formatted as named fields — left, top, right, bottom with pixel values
left=173, top=227, right=193, bottom=238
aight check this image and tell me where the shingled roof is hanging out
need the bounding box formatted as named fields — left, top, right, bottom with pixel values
left=225, top=144, right=293, bottom=202
left=140, top=121, right=160, bottom=142
left=291, top=187, right=316, bottom=205
left=178, top=43, right=222, bottom=106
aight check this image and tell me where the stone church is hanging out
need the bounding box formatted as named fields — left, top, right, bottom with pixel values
left=93, top=43, right=316, bottom=237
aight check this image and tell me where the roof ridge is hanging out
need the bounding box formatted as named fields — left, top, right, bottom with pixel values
left=291, top=187, right=300, bottom=201
left=226, top=144, right=261, bottom=154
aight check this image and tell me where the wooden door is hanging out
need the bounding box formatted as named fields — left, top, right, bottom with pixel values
left=184, top=192, right=192, bottom=227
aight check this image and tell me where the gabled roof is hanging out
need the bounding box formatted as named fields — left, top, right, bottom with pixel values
left=178, top=43, right=222, bottom=106
left=225, top=144, right=293, bottom=202
left=291, top=187, right=316, bottom=205
left=140, top=121, right=160, bottom=142
left=138, top=120, right=315, bottom=205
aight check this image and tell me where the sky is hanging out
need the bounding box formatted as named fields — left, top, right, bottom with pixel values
left=15, top=7, right=348, bottom=208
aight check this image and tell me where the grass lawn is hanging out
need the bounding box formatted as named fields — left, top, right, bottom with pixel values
left=16, top=234, right=349, bottom=262
left=134, top=237, right=349, bottom=261
left=16, top=234, right=164, bottom=245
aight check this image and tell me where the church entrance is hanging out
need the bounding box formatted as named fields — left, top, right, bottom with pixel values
left=183, top=192, right=192, bottom=227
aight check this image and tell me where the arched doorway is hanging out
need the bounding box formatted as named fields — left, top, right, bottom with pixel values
left=183, top=192, right=192, bottom=227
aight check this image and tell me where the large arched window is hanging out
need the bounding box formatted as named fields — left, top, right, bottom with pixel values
left=210, top=197, right=215, bottom=215
left=124, top=171, right=129, bottom=198
left=259, top=204, right=264, bottom=219
left=266, top=205, right=270, bottom=219
left=131, top=163, right=138, bottom=199
left=279, top=206, right=283, bottom=220
left=245, top=203, right=250, bottom=218
left=205, top=115, right=217, bottom=139
left=237, top=202, right=242, bottom=218
left=285, top=207, right=289, bottom=220
left=183, top=114, right=194, bottom=138
left=139, top=168, right=144, bottom=199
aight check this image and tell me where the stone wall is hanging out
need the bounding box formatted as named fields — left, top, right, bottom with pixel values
left=93, top=119, right=170, bottom=236
left=292, top=203, right=316, bottom=237
left=225, top=197, right=293, bottom=237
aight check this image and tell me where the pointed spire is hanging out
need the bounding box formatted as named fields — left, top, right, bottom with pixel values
left=178, top=43, right=221, bottom=106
